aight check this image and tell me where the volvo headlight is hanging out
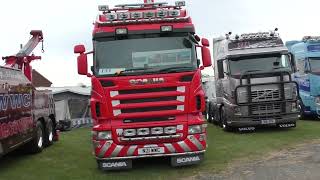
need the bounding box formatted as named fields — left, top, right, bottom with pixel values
left=284, top=83, right=297, bottom=100
left=97, top=131, right=112, bottom=140
left=237, top=89, right=247, bottom=104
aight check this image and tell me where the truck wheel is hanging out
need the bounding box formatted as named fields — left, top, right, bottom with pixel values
left=207, top=104, right=212, bottom=123
left=25, top=121, right=44, bottom=153
left=221, top=107, right=232, bottom=132
left=44, top=119, right=54, bottom=147
left=298, top=101, right=306, bottom=120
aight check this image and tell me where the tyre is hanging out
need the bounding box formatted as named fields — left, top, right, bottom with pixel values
left=206, top=104, right=212, bottom=123
left=298, top=100, right=306, bottom=120
left=44, top=119, right=54, bottom=147
left=25, top=121, right=44, bottom=153
left=220, top=107, right=232, bottom=132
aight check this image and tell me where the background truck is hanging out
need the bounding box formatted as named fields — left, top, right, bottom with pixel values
left=287, top=36, right=320, bottom=119
left=74, top=0, right=211, bottom=170
left=208, top=30, right=299, bottom=132
left=0, top=30, right=58, bottom=157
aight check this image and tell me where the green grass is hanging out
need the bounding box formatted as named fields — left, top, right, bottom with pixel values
left=1, top=120, right=320, bottom=180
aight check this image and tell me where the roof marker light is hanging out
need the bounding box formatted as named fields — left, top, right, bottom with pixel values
left=98, top=5, right=109, bottom=12
left=175, top=1, right=186, bottom=7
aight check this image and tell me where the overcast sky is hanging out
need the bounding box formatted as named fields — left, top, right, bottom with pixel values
left=0, top=0, right=319, bottom=87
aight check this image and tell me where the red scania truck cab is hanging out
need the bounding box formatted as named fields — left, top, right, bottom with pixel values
left=74, top=0, right=212, bottom=170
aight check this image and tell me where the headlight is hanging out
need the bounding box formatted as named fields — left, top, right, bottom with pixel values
left=284, top=83, right=297, bottom=100
left=188, top=125, right=202, bottom=134
left=315, top=97, right=320, bottom=104
left=237, top=88, right=247, bottom=104
left=97, top=131, right=112, bottom=140
left=164, top=126, right=177, bottom=134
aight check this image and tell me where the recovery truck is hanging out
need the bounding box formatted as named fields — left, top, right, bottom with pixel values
left=209, top=30, right=299, bottom=132
left=0, top=30, right=58, bottom=157
left=74, top=0, right=211, bottom=170
left=287, top=36, right=320, bottom=119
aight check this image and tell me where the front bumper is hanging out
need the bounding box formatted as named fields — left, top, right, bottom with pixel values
left=228, top=113, right=299, bottom=128
left=94, top=133, right=206, bottom=160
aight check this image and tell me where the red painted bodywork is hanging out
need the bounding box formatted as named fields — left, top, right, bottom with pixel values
left=80, top=1, right=207, bottom=160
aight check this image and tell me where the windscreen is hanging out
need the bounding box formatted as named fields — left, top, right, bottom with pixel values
left=229, top=54, right=292, bottom=76
left=309, top=58, right=320, bottom=72
left=94, top=35, right=197, bottom=76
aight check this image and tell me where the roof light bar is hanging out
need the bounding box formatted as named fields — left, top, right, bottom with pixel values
left=98, top=5, right=109, bottom=12
left=175, top=1, right=186, bottom=7
left=302, top=36, right=320, bottom=42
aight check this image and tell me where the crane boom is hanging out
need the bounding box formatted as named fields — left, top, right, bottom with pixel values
left=2, top=30, right=44, bottom=81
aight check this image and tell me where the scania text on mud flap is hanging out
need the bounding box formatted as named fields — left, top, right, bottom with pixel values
left=286, top=36, right=320, bottom=119
left=0, top=31, right=58, bottom=157
left=211, top=29, right=299, bottom=131
left=74, top=0, right=211, bottom=170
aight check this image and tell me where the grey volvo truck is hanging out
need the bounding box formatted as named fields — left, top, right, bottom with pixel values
left=209, top=30, right=299, bottom=131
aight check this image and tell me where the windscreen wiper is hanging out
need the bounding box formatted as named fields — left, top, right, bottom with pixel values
left=157, top=66, right=195, bottom=73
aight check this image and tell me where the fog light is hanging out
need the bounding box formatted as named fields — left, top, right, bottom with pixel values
left=137, top=128, right=150, bottom=136
left=124, top=129, right=136, bottom=137
left=97, top=131, right=112, bottom=140
left=164, top=126, right=177, bottom=134
left=234, top=106, right=242, bottom=116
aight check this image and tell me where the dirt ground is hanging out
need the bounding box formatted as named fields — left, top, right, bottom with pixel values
left=191, top=140, right=320, bottom=180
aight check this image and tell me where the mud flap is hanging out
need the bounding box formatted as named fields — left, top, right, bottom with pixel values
left=171, top=153, right=204, bottom=167
left=97, top=159, right=132, bottom=171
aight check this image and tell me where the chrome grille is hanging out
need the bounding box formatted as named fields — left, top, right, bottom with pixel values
left=110, top=86, right=186, bottom=119
left=251, top=89, right=280, bottom=102
left=251, top=103, right=282, bottom=115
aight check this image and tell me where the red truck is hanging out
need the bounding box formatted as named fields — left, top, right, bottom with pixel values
left=0, top=31, right=58, bottom=157
left=74, top=0, right=212, bottom=170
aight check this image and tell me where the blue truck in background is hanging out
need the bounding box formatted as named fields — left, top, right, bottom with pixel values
left=286, top=36, right=320, bottom=119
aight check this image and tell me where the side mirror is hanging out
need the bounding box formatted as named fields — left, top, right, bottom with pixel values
left=201, top=46, right=212, bottom=67
left=217, top=60, right=224, bottom=79
left=77, top=54, right=88, bottom=75
left=74, top=45, right=86, bottom=54
left=201, top=38, right=210, bottom=47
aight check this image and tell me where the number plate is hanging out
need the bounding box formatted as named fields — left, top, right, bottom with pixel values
left=138, top=147, right=165, bottom=155
left=261, top=119, right=276, bottom=125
